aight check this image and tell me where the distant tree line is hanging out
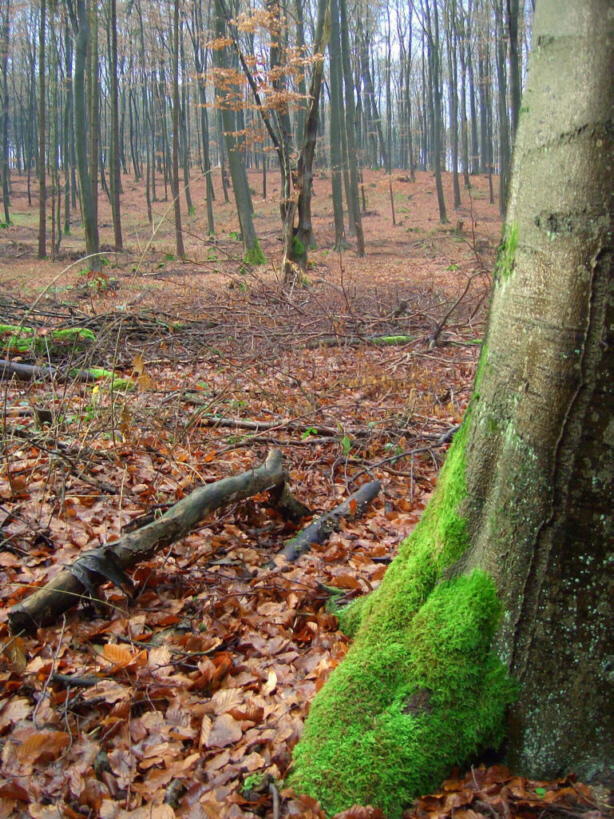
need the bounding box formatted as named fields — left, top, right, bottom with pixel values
left=0, top=0, right=530, bottom=269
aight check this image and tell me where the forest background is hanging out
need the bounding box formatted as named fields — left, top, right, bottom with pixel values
left=1, top=0, right=606, bottom=817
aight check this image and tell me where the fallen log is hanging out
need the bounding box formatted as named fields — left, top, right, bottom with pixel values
left=0, top=359, right=100, bottom=383
left=280, top=479, right=381, bottom=562
left=9, top=449, right=300, bottom=633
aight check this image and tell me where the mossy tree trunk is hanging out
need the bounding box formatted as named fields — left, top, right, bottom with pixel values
left=289, top=2, right=612, bottom=816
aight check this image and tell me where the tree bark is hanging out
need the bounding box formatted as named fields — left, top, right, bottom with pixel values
left=71, top=0, right=100, bottom=270
left=329, top=0, right=347, bottom=249
left=288, top=2, right=612, bottom=814
left=212, top=0, right=263, bottom=264
left=0, top=0, right=10, bottom=225
left=109, top=0, right=122, bottom=250
left=171, top=0, right=185, bottom=259
left=339, top=0, right=364, bottom=254
left=37, top=0, right=46, bottom=258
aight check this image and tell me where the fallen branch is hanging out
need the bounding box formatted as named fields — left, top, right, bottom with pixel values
left=184, top=406, right=406, bottom=442
left=0, top=359, right=97, bottom=383
left=304, top=334, right=415, bottom=350
left=280, top=479, right=381, bottom=562
left=8, top=449, right=302, bottom=633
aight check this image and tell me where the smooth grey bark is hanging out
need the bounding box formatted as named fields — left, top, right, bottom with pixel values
left=494, top=0, right=511, bottom=214
left=171, top=0, right=185, bottom=259
left=0, top=0, right=10, bottom=225
left=460, top=0, right=613, bottom=776
left=506, top=0, right=521, bottom=136
left=70, top=0, right=100, bottom=269
left=189, top=0, right=215, bottom=235
left=329, top=0, right=347, bottom=248
left=339, top=0, right=364, bottom=255
left=37, top=0, right=46, bottom=258
left=424, top=0, right=448, bottom=223
left=109, top=0, right=122, bottom=250
left=87, top=0, right=100, bottom=259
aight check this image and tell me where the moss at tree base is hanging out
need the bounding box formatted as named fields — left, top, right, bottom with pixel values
left=289, top=571, right=515, bottom=817
left=289, top=419, right=516, bottom=817
left=243, top=241, right=266, bottom=266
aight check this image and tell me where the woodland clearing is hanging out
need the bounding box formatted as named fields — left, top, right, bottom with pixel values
left=0, top=169, right=606, bottom=818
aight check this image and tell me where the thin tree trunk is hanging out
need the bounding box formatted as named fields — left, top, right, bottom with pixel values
left=37, top=0, right=46, bottom=258
left=88, top=0, right=100, bottom=266
left=329, top=0, right=347, bottom=249
left=339, top=0, right=364, bottom=255
left=171, top=0, right=185, bottom=259
left=0, top=0, right=10, bottom=225
left=213, top=0, right=262, bottom=263
left=109, top=0, right=123, bottom=250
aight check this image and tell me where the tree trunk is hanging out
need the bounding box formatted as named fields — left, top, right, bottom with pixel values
left=425, top=0, right=448, bottom=224
left=0, top=0, right=10, bottom=225
left=339, top=0, right=364, bottom=255
left=212, top=0, right=263, bottom=264
left=506, top=0, right=521, bottom=137
left=328, top=0, right=347, bottom=249
left=72, top=0, right=99, bottom=269
left=171, top=0, right=185, bottom=259
left=289, top=2, right=612, bottom=814
left=109, top=0, right=122, bottom=250
left=87, top=0, right=100, bottom=264
left=494, top=0, right=511, bottom=215
left=37, top=0, right=46, bottom=258
left=280, top=0, right=328, bottom=284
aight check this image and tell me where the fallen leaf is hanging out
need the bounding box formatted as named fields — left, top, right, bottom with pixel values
left=205, top=713, right=243, bottom=748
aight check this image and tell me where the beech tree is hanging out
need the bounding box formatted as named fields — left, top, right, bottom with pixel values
left=289, top=1, right=612, bottom=815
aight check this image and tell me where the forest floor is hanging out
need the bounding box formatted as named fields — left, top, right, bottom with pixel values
left=0, top=169, right=607, bottom=818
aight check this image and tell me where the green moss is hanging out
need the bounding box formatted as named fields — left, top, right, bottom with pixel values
left=371, top=335, right=414, bottom=346
left=0, top=324, right=95, bottom=354
left=291, top=234, right=307, bottom=260
left=290, top=413, right=516, bottom=816
left=243, top=241, right=266, bottom=265
left=76, top=368, right=135, bottom=390
left=290, top=571, right=515, bottom=817
left=242, top=773, right=266, bottom=793
left=0, top=324, right=35, bottom=353
left=494, top=223, right=518, bottom=282
left=50, top=327, right=96, bottom=343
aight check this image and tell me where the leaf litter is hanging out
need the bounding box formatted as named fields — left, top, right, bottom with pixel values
left=0, top=170, right=609, bottom=817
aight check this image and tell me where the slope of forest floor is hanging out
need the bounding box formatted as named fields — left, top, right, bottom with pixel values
left=0, top=170, right=608, bottom=818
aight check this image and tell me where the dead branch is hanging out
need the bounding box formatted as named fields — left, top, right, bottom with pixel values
left=8, top=449, right=304, bottom=633
left=0, top=359, right=97, bottom=383
left=279, top=479, right=381, bottom=562
left=184, top=406, right=395, bottom=439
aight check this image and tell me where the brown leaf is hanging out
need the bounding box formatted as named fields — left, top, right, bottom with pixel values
left=333, top=807, right=385, bottom=819
left=205, top=713, right=243, bottom=748
left=16, top=731, right=70, bottom=764
left=331, top=573, right=362, bottom=590
left=0, top=780, right=31, bottom=802
left=102, top=642, right=134, bottom=666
